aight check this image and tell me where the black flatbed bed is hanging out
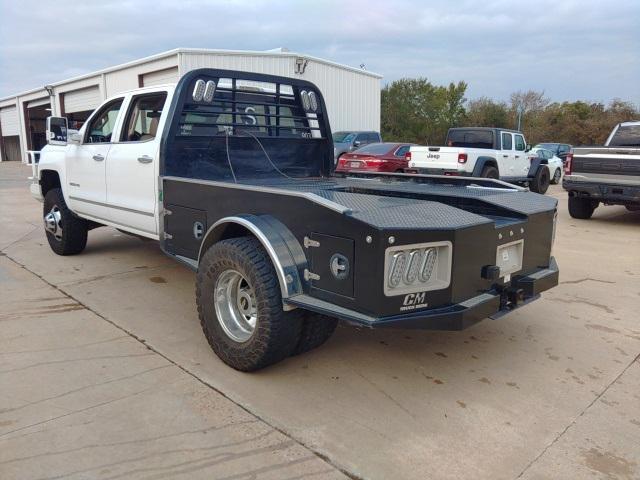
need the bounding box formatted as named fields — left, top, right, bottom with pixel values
left=159, top=68, right=559, bottom=333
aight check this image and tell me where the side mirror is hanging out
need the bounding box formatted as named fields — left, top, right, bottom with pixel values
left=353, top=140, right=361, bottom=147
left=525, top=144, right=532, bottom=152
left=69, top=131, right=82, bottom=145
left=46, top=117, right=68, bottom=146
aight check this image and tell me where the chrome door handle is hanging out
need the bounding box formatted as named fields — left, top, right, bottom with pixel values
left=92, top=154, right=104, bottom=161
left=137, top=155, right=153, bottom=164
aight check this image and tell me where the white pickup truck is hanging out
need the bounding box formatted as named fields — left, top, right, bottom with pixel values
left=407, top=127, right=550, bottom=193
left=27, top=68, right=561, bottom=371
left=563, top=121, right=640, bottom=218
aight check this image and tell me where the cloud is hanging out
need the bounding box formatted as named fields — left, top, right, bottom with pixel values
left=0, top=0, right=638, bottom=104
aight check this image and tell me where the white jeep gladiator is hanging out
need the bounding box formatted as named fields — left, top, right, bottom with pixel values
left=407, top=127, right=550, bottom=194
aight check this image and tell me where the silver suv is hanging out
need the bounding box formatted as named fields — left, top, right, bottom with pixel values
left=333, top=131, right=382, bottom=162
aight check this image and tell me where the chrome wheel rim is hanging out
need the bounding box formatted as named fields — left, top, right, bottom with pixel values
left=214, top=269, right=257, bottom=343
left=44, top=205, right=63, bottom=241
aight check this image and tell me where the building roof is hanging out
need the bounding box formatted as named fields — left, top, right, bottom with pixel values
left=0, top=48, right=382, bottom=103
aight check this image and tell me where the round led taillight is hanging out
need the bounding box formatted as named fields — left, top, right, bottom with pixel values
left=420, top=248, right=438, bottom=282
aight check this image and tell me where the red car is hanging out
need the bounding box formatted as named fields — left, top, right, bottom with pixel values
left=335, top=143, right=414, bottom=173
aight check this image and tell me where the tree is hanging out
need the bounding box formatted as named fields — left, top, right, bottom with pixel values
left=465, top=97, right=509, bottom=128
left=381, top=78, right=467, bottom=145
left=380, top=77, right=639, bottom=148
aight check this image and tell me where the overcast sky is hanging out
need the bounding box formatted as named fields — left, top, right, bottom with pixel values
left=1, top=0, right=638, bottom=104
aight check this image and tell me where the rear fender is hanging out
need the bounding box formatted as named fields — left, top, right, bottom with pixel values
left=528, top=157, right=547, bottom=178
left=197, top=214, right=306, bottom=301
left=472, top=156, right=499, bottom=177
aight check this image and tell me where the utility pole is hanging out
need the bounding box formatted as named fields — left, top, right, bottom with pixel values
left=516, top=106, right=524, bottom=131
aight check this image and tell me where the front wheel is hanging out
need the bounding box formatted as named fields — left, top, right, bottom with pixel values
left=551, top=168, right=562, bottom=184
left=43, top=188, right=88, bottom=255
left=196, top=236, right=303, bottom=371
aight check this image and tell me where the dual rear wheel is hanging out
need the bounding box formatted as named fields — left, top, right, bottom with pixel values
left=196, top=237, right=338, bottom=371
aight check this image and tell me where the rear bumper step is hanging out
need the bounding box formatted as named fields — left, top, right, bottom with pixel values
left=285, top=257, right=559, bottom=330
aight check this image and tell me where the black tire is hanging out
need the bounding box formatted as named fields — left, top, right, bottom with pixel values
left=43, top=188, right=88, bottom=255
left=480, top=165, right=499, bottom=179
left=293, top=314, right=338, bottom=356
left=568, top=196, right=597, bottom=219
left=529, top=166, right=550, bottom=194
left=196, top=236, right=303, bottom=371
left=551, top=168, right=562, bottom=184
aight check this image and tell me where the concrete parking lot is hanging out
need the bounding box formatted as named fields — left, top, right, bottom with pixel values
left=1, top=161, right=639, bottom=480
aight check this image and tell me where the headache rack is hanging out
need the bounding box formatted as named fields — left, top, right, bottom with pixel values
left=160, top=68, right=335, bottom=180
left=176, top=74, right=327, bottom=139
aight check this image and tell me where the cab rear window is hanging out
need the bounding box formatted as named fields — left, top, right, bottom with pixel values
left=609, top=125, right=640, bottom=147
left=447, top=130, right=494, bottom=149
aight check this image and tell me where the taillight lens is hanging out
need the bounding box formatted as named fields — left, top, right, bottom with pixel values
left=405, top=151, right=412, bottom=162
left=365, top=157, right=386, bottom=165
left=564, top=153, right=573, bottom=175
left=457, top=153, right=468, bottom=163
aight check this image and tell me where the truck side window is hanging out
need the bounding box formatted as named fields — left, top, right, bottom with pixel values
left=501, top=132, right=513, bottom=150
left=121, top=92, right=167, bottom=142
left=515, top=135, right=526, bottom=151
left=86, top=99, right=124, bottom=143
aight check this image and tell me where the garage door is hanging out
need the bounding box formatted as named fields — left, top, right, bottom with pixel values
left=2, top=136, right=21, bottom=161
left=142, top=67, right=179, bottom=87
left=27, top=98, right=50, bottom=108
left=0, top=106, right=19, bottom=136
left=64, top=86, right=101, bottom=113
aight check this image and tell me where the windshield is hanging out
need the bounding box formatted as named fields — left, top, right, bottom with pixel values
left=447, top=129, right=494, bottom=149
left=353, top=143, right=392, bottom=155
left=608, top=125, right=640, bottom=147
left=333, top=132, right=356, bottom=143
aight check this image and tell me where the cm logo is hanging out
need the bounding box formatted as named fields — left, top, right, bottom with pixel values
left=403, top=292, right=426, bottom=306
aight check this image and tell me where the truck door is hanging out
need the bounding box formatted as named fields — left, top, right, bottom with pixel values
left=104, top=91, right=168, bottom=237
left=499, top=131, right=515, bottom=177
left=514, top=133, right=529, bottom=176
left=66, top=98, right=124, bottom=219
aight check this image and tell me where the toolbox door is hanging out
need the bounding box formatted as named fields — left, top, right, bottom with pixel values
left=309, top=233, right=354, bottom=298
left=164, top=204, right=207, bottom=260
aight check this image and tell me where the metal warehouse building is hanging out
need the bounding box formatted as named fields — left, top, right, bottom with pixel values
left=0, top=48, right=382, bottom=162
